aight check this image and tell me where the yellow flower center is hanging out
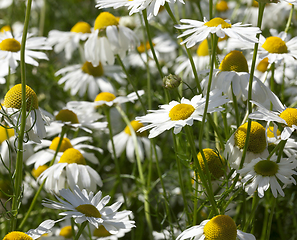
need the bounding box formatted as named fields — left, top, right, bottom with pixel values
left=279, top=108, right=297, bottom=127
left=94, top=92, right=116, bottom=102
left=70, top=21, right=91, bottom=33
left=58, top=148, right=86, bottom=165
left=204, top=215, right=237, bottom=240
left=55, top=109, right=79, bottom=124
left=266, top=126, right=280, bottom=138
left=81, top=61, right=104, bottom=77
left=0, top=38, right=21, bottom=52
left=137, top=41, right=155, bottom=53
left=0, top=125, right=14, bottom=144
left=216, top=0, right=229, bottom=12
left=93, top=225, right=111, bottom=237
left=234, top=121, right=267, bottom=153
left=169, top=103, right=195, bottom=121
left=31, top=165, right=48, bottom=179
left=197, top=39, right=209, bottom=57
left=49, top=137, right=73, bottom=152
left=59, top=226, right=73, bottom=239
left=204, top=17, right=231, bottom=28
left=124, top=120, right=147, bottom=137
left=0, top=25, right=11, bottom=33
left=4, top=84, right=39, bottom=111
left=257, top=57, right=269, bottom=73
left=3, top=232, right=34, bottom=240
left=262, top=36, right=288, bottom=54
left=0, top=179, right=12, bottom=199
left=252, top=0, right=259, bottom=7
left=197, top=148, right=226, bottom=180
left=75, top=204, right=101, bottom=218
left=219, top=50, right=249, bottom=73
left=94, top=12, right=119, bottom=31
left=254, top=160, right=279, bottom=176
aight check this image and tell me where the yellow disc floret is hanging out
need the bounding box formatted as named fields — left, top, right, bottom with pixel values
left=94, top=12, right=119, bottom=31
left=81, top=61, right=104, bottom=77
left=266, top=126, right=280, bottom=138
left=75, top=204, right=101, bottom=218
left=279, top=108, right=297, bottom=127
left=0, top=38, right=21, bottom=52
left=70, top=21, right=91, bottom=33
left=204, top=215, right=237, bottom=240
left=49, top=137, right=73, bottom=152
left=216, top=0, right=229, bottom=12
left=3, top=232, right=34, bottom=240
left=219, top=50, right=249, bottom=73
left=197, top=39, right=209, bottom=57
left=197, top=149, right=226, bottom=180
left=0, top=25, right=11, bottom=33
left=137, top=41, right=155, bottom=53
left=31, top=165, right=48, bottom=179
left=257, top=57, right=269, bottom=73
left=94, top=92, right=116, bottom=102
left=93, top=225, right=111, bottom=237
left=0, top=125, right=14, bottom=144
left=58, top=148, right=86, bottom=165
left=254, top=159, right=279, bottom=176
left=124, top=120, right=147, bottom=137
left=4, top=84, right=38, bottom=111
left=59, top=226, right=73, bottom=239
left=262, top=36, right=288, bottom=54
left=234, top=121, right=267, bottom=153
left=55, top=109, right=79, bottom=124
left=204, top=17, right=231, bottom=28
left=169, top=103, right=195, bottom=121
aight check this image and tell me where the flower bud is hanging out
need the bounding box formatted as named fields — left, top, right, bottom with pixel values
left=163, top=74, right=181, bottom=89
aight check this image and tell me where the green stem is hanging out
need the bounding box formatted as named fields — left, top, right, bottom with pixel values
left=74, top=221, right=88, bottom=240
left=270, top=62, right=275, bottom=110
left=243, top=195, right=259, bottom=232
left=285, top=5, right=294, bottom=33
left=11, top=0, right=32, bottom=231
left=38, top=0, right=46, bottom=36
left=264, top=197, right=276, bottom=240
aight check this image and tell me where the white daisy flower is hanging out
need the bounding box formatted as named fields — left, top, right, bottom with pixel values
left=47, top=21, right=91, bottom=60
left=249, top=93, right=297, bottom=140
left=3, top=220, right=56, bottom=240
left=96, top=0, right=185, bottom=20
left=176, top=214, right=255, bottom=240
left=0, top=31, right=51, bottom=70
left=107, top=120, right=162, bottom=162
left=175, top=17, right=261, bottom=48
left=26, top=136, right=102, bottom=169
left=237, top=155, right=297, bottom=198
left=201, top=50, right=274, bottom=106
left=38, top=148, right=103, bottom=193
left=136, top=90, right=229, bottom=138
left=224, top=121, right=269, bottom=170
left=45, top=107, right=107, bottom=137
left=84, top=12, right=138, bottom=66
left=55, top=61, right=126, bottom=100
left=0, top=84, right=52, bottom=143
left=258, top=31, right=297, bottom=64
left=42, top=185, right=135, bottom=233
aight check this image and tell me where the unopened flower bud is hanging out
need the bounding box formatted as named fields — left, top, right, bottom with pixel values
left=163, top=74, right=181, bottom=89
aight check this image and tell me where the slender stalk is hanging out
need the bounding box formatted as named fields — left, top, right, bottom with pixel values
left=38, top=0, right=47, bottom=36
left=243, top=195, right=259, bottom=232
left=285, top=5, right=294, bottom=33
left=74, top=221, right=88, bottom=240
left=264, top=198, right=276, bottom=240
left=11, top=0, right=32, bottom=231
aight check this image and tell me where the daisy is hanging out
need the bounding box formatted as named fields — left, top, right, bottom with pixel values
left=107, top=120, right=162, bottom=162
left=55, top=61, right=126, bottom=100
left=0, top=31, right=51, bottom=70
left=0, top=84, right=52, bottom=143
left=38, top=148, right=103, bottom=193
left=136, top=90, right=229, bottom=138
left=42, top=185, right=135, bottom=233
left=95, top=0, right=185, bottom=20
left=224, top=121, right=269, bottom=170
left=201, top=50, right=274, bottom=106
left=45, top=107, right=107, bottom=137
left=176, top=214, right=255, bottom=240
left=249, top=93, right=297, bottom=140
left=237, top=155, right=297, bottom=198
left=26, top=136, right=102, bottom=169
left=84, top=12, right=138, bottom=66
left=47, top=21, right=91, bottom=60
left=3, top=220, right=56, bottom=240
left=175, top=17, right=261, bottom=48
left=258, top=31, right=297, bottom=65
